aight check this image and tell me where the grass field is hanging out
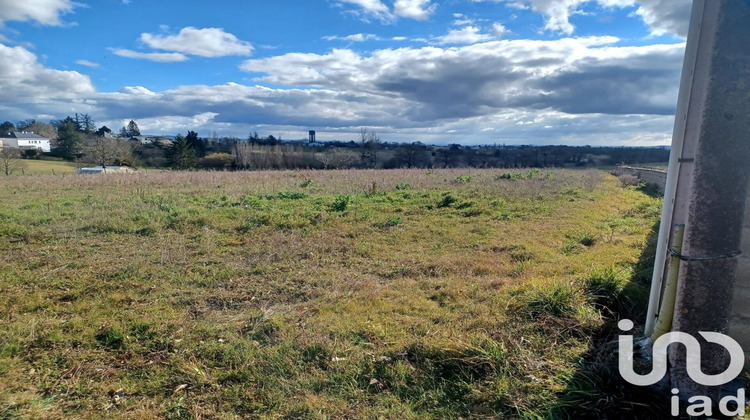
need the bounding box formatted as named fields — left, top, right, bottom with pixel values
left=13, top=159, right=79, bottom=176
left=0, top=168, right=662, bottom=419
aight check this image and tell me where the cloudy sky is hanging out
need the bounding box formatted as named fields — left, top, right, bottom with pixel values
left=0, top=0, right=691, bottom=145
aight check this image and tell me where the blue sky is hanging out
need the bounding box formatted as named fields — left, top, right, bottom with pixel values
left=0, top=0, right=691, bottom=145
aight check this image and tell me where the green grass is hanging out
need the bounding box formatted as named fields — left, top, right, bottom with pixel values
left=0, top=168, right=661, bottom=418
left=11, top=159, right=79, bottom=175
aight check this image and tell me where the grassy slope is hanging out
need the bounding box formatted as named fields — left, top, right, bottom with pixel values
left=13, top=160, right=78, bottom=176
left=0, top=169, right=661, bottom=419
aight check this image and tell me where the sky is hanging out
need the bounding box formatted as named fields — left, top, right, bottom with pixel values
left=0, top=0, right=692, bottom=145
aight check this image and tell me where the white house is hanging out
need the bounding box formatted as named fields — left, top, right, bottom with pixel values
left=1, top=132, right=52, bottom=153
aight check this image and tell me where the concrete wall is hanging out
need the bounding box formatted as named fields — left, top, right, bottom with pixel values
left=617, top=166, right=668, bottom=194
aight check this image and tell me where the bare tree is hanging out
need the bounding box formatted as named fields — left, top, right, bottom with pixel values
left=317, top=148, right=358, bottom=169
left=1, top=148, right=25, bottom=175
left=436, top=148, right=460, bottom=168
left=359, top=127, right=379, bottom=168
left=317, top=149, right=336, bottom=169
left=232, top=141, right=253, bottom=169
left=81, top=136, right=135, bottom=167
left=25, top=122, right=57, bottom=139
left=333, top=149, right=359, bottom=169
left=394, top=142, right=428, bottom=168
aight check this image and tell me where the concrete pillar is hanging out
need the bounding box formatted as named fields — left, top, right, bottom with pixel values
left=669, top=0, right=750, bottom=401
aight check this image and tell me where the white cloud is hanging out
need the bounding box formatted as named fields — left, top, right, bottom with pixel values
left=338, top=0, right=393, bottom=21
left=131, top=112, right=220, bottom=134
left=76, top=59, right=100, bottom=68
left=435, top=26, right=495, bottom=44
left=472, top=0, right=690, bottom=37
left=110, top=48, right=189, bottom=62
left=0, top=0, right=78, bottom=26
left=323, top=33, right=381, bottom=42
left=492, top=22, right=509, bottom=36
left=239, top=36, right=683, bottom=125
left=140, top=27, right=253, bottom=57
left=452, top=17, right=476, bottom=26
left=0, top=33, right=685, bottom=145
left=0, top=42, right=95, bottom=103
left=393, top=0, right=437, bottom=20
left=337, top=0, right=436, bottom=22
left=634, top=0, right=691, bottom=37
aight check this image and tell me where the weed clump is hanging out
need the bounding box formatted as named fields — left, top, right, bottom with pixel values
left=330, top=194, right=351, bottom=212
left=437, top=193, right=457, bottom=208
left=496, top=172, right=522, bottom=181
left=582, top=267, right=627, bottom=310
left=382, top=216, right=402, bottom=228
left=521, top=284, right=584, bottom=320
left=277, top=191, right=308, bottom=200
left=560, top=242, right=581, bottom=255
left=569, top=231, right=596, bottom=247
left=95, top=326, right=125, bottom=350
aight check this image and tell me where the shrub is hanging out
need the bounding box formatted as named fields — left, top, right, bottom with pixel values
left=437, top=193, right=457, bottom=208
left=330, top=195, right=351, bottom=212
left=199, top=153, right=235, bottom=170
left=384, top=216, right=402, bottom=227
left=495, top=172, right=523, bottom=181
left=277, top=191, right=308, bottom=200
left=452, top=175, right=472, bottom=184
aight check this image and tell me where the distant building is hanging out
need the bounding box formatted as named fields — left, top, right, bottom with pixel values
left=151, top=137, right=174, bottom=146
left=129, top=136, right=173, bottom=146
left=0, top=132, right=51, bottom=153
left=309, top=130, right=316, bottom=143
left=77, top=166, right=136, bottom=175
left=129, top=136, right=152, bottom=145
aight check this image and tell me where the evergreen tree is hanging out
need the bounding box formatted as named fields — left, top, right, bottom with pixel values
left=185, top=130, right=206, bottom=157
left=56, top=117, right=83, bottom=158
left=0, top=121, right=15, bottom=136
left=126, top=120, right=141, bottom=137
left=170, top=134, right=197, bottom=169
left=79, top=114, right=95, bottom=134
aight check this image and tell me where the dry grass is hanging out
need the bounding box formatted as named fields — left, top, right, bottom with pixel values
left=0, top=168, right=661, bottom=419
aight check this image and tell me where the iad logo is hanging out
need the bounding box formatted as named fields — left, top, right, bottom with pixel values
left=617, top=319, right=746, bottom=417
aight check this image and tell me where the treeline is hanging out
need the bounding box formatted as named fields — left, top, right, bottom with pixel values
left=157, top=136, right=669, bottom=171
left=1, top=116, right=670, bottom=170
